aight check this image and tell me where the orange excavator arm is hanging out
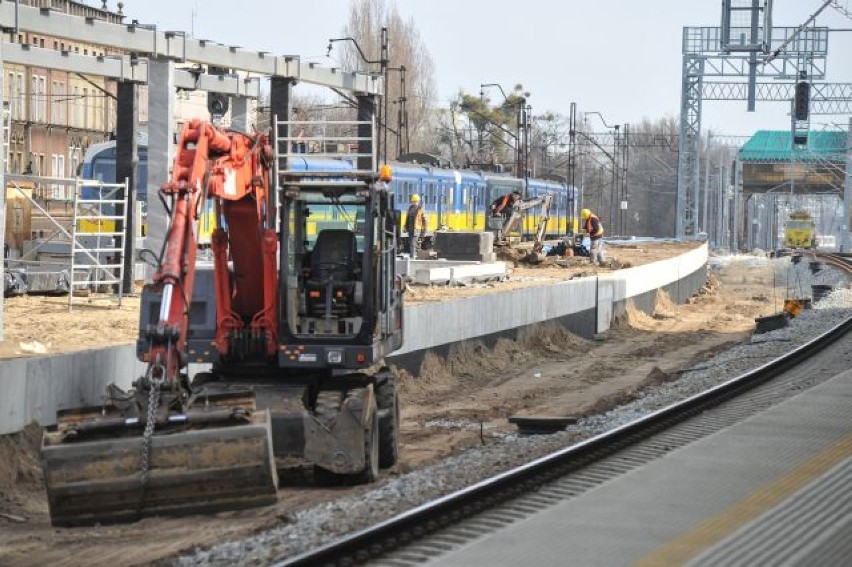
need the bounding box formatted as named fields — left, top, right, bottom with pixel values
left=144, top=118, right=277, bottom=383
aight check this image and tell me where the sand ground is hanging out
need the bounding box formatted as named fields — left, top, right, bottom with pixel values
left=0, top=241, right=791, bottom=566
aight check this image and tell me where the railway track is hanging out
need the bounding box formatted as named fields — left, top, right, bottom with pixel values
left=275, top=254, right=852, bottom=567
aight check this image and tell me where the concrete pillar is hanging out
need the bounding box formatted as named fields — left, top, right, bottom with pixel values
left=732, top=156, right=743, bottom=253
left=116, top=81, right=138, bottom=292
left=843, top=118, right=851, bottom=252
left=231, top=95, right=250, bottom=132
left=269, top=77, right=293, bottom=160
left=0, top=43, right=5, bottom=340
left=145, top=58, right=175, bottom=280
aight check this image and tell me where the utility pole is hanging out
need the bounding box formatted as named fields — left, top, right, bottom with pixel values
left=567, top=102, right=577, bottom=234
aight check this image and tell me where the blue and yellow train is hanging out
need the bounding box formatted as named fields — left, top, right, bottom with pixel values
left=388, top=162, right=577, bottom=238
left=80, top=139, right=578, bottom=242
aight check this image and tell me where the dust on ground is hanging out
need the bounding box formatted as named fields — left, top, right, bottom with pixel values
left=0, top=250, right=789, bottom=567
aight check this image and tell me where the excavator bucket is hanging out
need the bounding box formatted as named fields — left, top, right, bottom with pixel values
left=41, top=396, right=278, bottom=527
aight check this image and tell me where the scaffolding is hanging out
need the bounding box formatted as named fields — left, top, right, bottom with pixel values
left=4, top=174, right=128, bottom=310
left=69, top=178, right=129, bottom=310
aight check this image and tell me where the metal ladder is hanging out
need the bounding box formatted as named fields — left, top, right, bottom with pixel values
left=68, top=178, right=129, bottom=311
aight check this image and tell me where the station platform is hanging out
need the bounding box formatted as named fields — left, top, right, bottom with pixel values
left=430, top=367, right=852, bottom=566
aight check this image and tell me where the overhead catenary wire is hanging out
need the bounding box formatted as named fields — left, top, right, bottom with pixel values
left=763, top=0, right=834, bottom=65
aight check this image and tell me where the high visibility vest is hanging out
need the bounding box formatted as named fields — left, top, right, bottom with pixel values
left=493, top=194, right=510, bottom=214
left=406, top=204, right=426, bottom=233
left=585, top=214, right=604, bottom=238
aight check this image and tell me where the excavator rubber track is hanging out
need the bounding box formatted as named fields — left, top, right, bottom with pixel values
left=41, top=405, right=278, bottom=527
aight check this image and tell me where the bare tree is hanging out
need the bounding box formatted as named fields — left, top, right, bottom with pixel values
left=337, top=0, right=437, bottom=159
left=529, top=111, right=570, bottom=179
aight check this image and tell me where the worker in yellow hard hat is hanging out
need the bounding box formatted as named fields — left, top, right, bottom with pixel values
left=405, top=194, right=428, bottom=257
left=581, top=208, right=606, bottom=267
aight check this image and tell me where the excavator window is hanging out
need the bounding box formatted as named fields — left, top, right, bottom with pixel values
left=284, top=194, right=369, bottom=337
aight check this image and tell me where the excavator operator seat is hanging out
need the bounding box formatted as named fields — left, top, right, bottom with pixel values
left=305, top=229, right=360, bottom=317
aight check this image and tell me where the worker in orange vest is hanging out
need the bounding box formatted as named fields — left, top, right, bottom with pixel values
left=581, top=208, right=607, bottom=267
left=405, top=194, right=428, bottom=257
left=491, top=191, right=521, bottom=218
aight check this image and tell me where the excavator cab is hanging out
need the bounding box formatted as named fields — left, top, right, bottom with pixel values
left=304, top=228, right=360, bottom=318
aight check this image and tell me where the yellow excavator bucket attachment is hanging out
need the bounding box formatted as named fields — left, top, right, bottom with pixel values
left=41, top=410, right=278, bottom=527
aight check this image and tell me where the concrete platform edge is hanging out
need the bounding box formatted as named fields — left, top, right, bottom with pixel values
left=0, top=243, right=708, bottom=435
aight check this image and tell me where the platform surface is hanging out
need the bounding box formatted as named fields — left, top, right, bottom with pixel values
left=430, top=369, right=852, bottom=566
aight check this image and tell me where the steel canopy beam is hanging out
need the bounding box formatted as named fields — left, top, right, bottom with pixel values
left=1, top=43, right=261, bottom=96
left=703, top=81, right=852, bottom=115
left=0, top=2, right=382, bottom=95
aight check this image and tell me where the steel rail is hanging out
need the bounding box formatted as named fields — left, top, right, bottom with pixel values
left=276, top=299, right=852, bottom=566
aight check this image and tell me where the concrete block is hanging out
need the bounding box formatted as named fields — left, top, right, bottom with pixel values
left=25, top=355, right=57, bottom=426
left=414, top=267, right=452, bottom=285
left=449, top=263, right=507, bottom=284
left=597, top=276, right=614, bottom=335
left=435, top=231, right=494, bottom=256
left=396, top=256, right=412, bottom=277
left=0, top=359, right=28, bottom=435
left=442, top=252, right=497, bottom=262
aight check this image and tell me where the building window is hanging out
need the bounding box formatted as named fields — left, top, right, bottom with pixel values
left=51, top=154, right=66, bottom=199
left=52, top=81, right=66, bottom=125
left=73, top=86, right=81, bottom=127
left=82, top=87, right=89, bottom=129
left=92, top=88, right=100, bottom=131
left=31, top=74, right=47, bottom=122
left=70, top=147, right=80, bottom=178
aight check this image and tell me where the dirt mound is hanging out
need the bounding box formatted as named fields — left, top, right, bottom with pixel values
left=653, top=289, right=678, bottom=318
left=396, top=323, right=590, bottom=402
left=621, top=299, right=657, bottom=329
left=0, top=422, right=47, bottom=522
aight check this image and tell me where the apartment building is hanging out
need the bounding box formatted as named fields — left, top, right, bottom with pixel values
left=4, top=1, right=122, bottom=198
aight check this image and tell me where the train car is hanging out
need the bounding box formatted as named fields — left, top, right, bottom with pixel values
left=80, top=140, right=576, bottom=250
left=526, top=176, right=577, bottom=236
left=388, top=162, right=459, bottom=235
left=80, top=137, right=219, bottom=243
left=286, top=156, right=362, bottom=246
left=79, top=138, right=149, bottom=236
left=784, top=210, right=816, bottom=249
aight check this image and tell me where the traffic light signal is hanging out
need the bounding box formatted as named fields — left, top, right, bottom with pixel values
left=207, top=66, right=231, bottom=120
left=794, top=81, right=810, bottom=121
left=208, top=93, right=229, bottom=118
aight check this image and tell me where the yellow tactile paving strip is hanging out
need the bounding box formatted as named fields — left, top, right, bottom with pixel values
left=637, top=434, right=852, bottom=567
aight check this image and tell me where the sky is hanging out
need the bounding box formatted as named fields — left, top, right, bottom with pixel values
left=108, top=0, right=851, bottom=137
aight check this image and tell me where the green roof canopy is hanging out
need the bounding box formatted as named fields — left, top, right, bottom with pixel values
left=738, top=130, right=847, bottom=163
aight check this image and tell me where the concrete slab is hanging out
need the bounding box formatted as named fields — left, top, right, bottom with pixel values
left=409, top=260, right=507, bottom=285
left=414, top=266, right=452, bottom=285
left=0, top=359, right=28, bottom=434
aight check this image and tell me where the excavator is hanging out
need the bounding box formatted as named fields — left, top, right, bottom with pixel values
left=40, top=116, right=404, bottom=526
left=487, top=192, right=554, bottom=262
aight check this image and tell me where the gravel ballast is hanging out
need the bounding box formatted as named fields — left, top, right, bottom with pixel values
left=173, top=255, right=852, bottom=566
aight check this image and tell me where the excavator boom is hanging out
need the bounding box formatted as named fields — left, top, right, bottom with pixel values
left=41, top=119, right=279, bottom=526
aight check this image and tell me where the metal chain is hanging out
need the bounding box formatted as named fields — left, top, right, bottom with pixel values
left=137, top=365, right=163, bottom=515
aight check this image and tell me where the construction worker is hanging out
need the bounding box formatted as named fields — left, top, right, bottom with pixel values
left=491, top=191, right=521, bottom=218
left=405, top=194, right=428, bottom=257
left=581, top=208, right=606, bottom=266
